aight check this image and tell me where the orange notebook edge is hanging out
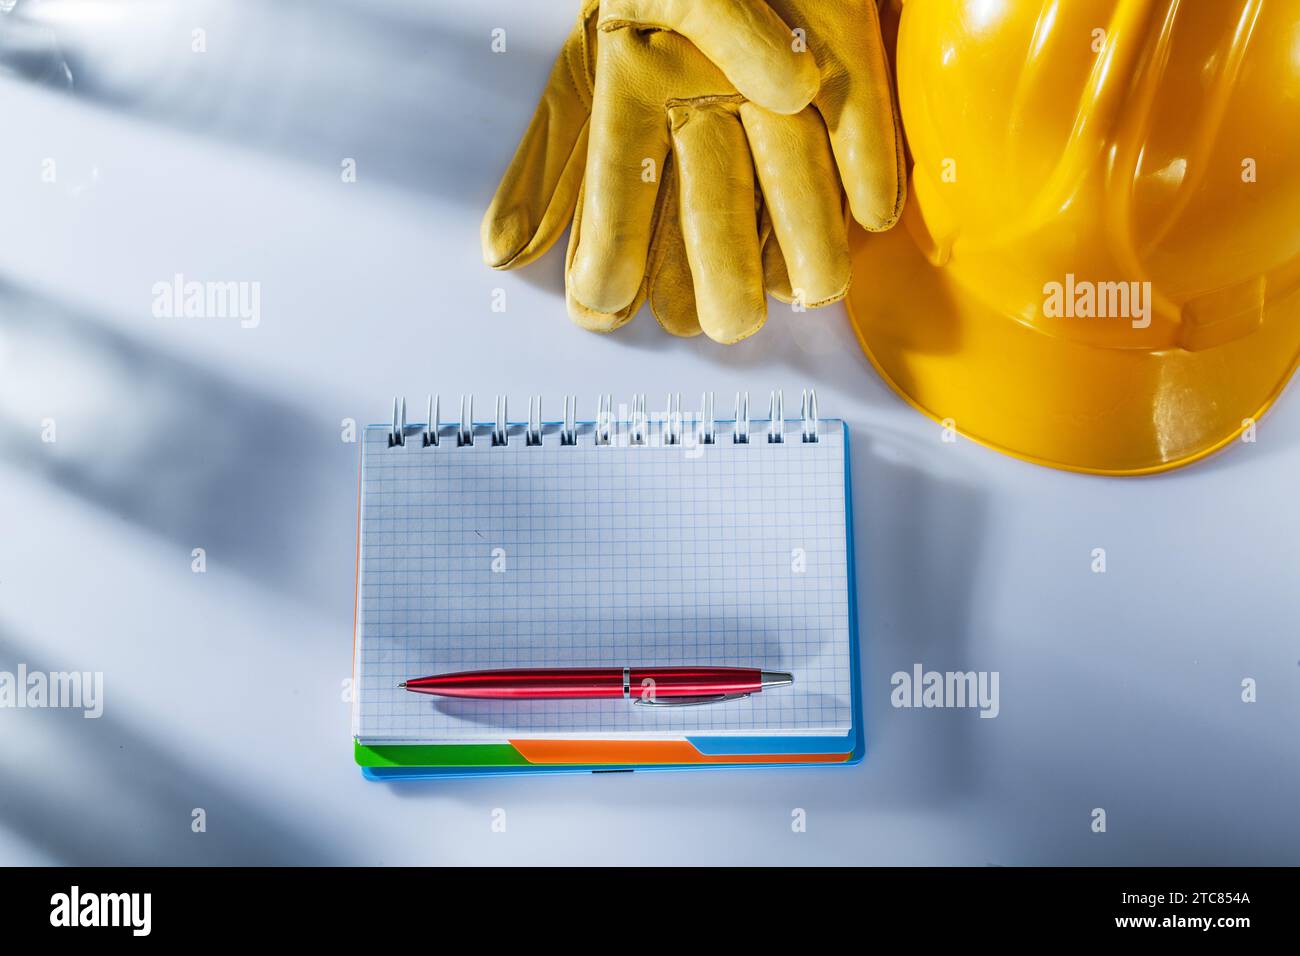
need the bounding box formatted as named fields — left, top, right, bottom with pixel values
left=508, top=739, right=853, bottom=766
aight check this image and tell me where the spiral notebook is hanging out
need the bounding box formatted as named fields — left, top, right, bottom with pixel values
left=352, top=391, right=862, bottom=779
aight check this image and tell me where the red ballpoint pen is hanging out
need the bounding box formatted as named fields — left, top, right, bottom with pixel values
left=399, top=666, right=794, bottom=706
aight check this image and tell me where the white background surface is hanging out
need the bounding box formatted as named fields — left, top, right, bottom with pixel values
left=1, top=0, right=1297, bottom=864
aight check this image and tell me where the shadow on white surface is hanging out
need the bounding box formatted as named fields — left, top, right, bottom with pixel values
left=0, top=625, right=344, bottom=864
left=0, top=279, right=351, bottom=613
left=0, top=0, right=559, bottom=201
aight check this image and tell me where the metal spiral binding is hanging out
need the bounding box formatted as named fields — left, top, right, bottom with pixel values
left=595, top=394, right=613, bottom=445
left=455, top=395, right=472, bottom=446
left=424, top=395, right=440, bottom=447
left=526, top=396, right=543, bottom=446
left=561, top=395, right=577, bottom=446
left=768, top=390, right=784, bottom=443
left=629, top=394, right=648, bottom=445
left=388, top=397, right=406, bottom=447
left=698, top=392, right=716, bottom=445
left=734, top=392, right=750, bottom=444
left=801, top=388, right=819, bottom=443
left=387, top=389, right=821, bottom=448
left=492, top=395, right=509, bottom=446
left=662, top=393, right=682, bottom=445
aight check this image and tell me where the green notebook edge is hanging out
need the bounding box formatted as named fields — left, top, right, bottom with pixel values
left=356, top=741, right=530, bottom=768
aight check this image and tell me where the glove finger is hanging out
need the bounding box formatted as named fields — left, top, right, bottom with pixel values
left=566, top=36, right=672, bottom=316
left=669, top=101, right=767, bottom=344
left=565, top=176, right=645, bottom=332
left=811, top=3, right=906, bottom=231
left=647, top=159, right=703, bottom=337
left=599, top=0, right=819, bottom=116
left=740, top=103, right=850, bottom=307
left=481, top=10, right=598, bottom=269
left=761, top=212, right=795, bottom=304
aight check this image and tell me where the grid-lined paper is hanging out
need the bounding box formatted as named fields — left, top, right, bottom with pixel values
left=354, top=419, right=852, bottom=743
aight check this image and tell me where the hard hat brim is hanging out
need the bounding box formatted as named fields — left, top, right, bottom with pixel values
left=845, top=221, right=1300, bottom=476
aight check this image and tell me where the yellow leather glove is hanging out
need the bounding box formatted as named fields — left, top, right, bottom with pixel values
left=572, top=6, right=867, bottom=342
left=480, top=3, right=708, bottom=337
left=602, top=0, right=905, bottom=232
left=483, top=1, right=902, bottom=343
left=482, top=0, right=800, bottom=342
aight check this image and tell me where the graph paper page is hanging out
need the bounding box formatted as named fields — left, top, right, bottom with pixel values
left=354, top=420, right=852, bottom=743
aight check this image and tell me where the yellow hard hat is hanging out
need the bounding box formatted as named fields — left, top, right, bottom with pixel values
left=845, top=0, right=1300, bottom=475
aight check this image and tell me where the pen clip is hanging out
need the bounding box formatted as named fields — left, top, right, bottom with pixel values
left=633, top=692, right=752, bottom=707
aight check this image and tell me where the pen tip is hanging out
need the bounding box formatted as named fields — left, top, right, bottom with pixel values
left=397, top=681, right=407, bottom=689
left=760, top=671, right=794, bottom=691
